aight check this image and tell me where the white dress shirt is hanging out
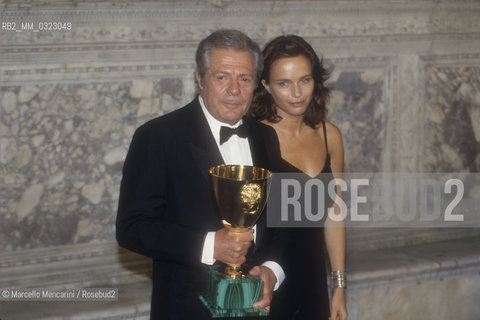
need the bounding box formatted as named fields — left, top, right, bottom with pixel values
left=198, top=96, right=284, bottom=289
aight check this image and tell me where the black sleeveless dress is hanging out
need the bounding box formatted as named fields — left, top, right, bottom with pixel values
left=270, top=121, right=333, bottom=320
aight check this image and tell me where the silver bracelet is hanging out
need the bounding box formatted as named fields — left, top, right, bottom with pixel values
left=330, top=270, right=347, bottom=288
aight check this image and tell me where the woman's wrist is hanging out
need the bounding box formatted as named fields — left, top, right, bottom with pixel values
left=332, top=287, right=346, bottom=294
left=330, top=270, right=347, bottom=288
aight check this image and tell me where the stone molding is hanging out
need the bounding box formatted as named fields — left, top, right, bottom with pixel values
left=1, top=62, right=196, bottom=85
left=0, top=241, right=151, bottom=289
left=1, top=56, right=396, bottom=85
left=2, top=1, right=479, bottom=86
left=421, top=53, right=480, bottom=65
left=348, top=237, right=480, bottom=291
left=2, top=232, right=478, bottom=292
left=2, top=1, right=479, bottom=45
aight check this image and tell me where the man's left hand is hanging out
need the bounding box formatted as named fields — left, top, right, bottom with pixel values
left=249, top=265, right=277, bottom=311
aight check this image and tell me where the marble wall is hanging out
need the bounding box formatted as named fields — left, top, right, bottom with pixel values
left=1, top=0, right=480, bottom=303
left=0, top=80, right=183, bottom=251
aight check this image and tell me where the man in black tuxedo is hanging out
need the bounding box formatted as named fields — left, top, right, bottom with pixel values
left=116, top=29, right=288, bottom=319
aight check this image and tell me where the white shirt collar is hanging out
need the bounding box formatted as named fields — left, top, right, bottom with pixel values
left=198, top=95, right=243, bottom=145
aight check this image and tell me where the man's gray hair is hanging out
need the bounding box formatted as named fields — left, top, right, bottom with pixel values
left=195, top=29, right=263, bottom=84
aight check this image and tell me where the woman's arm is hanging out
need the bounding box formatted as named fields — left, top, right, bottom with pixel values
left=324, top=122, right=348, bottom=320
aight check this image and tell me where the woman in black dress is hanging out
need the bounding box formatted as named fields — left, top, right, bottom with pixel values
left=249, top=35, right=347, bottom=320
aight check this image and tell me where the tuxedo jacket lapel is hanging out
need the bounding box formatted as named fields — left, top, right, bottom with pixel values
left=185, top=99, right=224, bottom=183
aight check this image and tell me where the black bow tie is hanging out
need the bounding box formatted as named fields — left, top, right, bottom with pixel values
left=219, top=124, right=249, bottom=145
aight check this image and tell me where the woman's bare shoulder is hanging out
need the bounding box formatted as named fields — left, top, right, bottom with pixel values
left=323, top=121, right=343, bottom=141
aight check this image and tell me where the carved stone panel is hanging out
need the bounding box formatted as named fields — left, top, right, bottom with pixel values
left=423, top=63, right=480, bottom=172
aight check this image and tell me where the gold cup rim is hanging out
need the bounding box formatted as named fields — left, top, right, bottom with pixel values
left=209, top=164, right=272, bottom=181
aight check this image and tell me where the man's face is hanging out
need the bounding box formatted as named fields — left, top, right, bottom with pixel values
left=196, top=48, right=255, bottom=125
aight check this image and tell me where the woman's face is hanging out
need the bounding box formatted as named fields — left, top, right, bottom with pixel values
left=262, top=55, right=314, bottom=119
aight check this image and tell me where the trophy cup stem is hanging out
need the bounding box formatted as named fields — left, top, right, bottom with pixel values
left=223, top=222, right=249, bottom=234
left=224, top=225, right=249, bottom=278
left=225, top=264, right=243, bottom=277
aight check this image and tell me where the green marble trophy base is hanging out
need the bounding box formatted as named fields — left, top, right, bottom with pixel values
left=199, top=265, right=269, bottom=318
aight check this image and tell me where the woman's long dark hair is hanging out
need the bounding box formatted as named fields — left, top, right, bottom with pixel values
left=249, top=35, right=331, bottom=128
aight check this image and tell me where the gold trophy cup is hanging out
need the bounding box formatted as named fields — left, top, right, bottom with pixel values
left=199, top=164, right=272, bottom=317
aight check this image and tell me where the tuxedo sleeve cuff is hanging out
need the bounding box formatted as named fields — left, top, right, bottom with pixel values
left=201, top=231, right=216, bottom=265
left=261, top=261, right=285, bottom=291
